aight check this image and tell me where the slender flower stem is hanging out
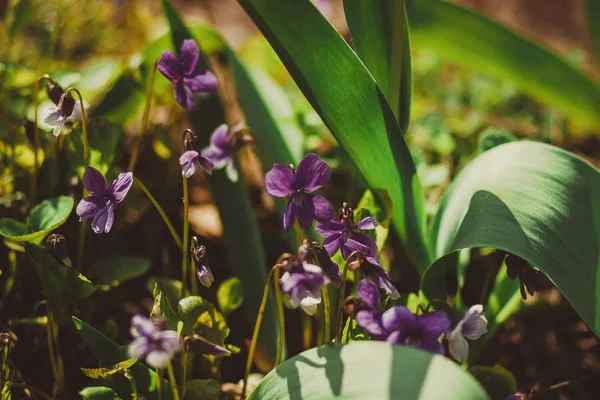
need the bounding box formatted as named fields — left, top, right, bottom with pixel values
left=243, top=266, right=277, bottom=397
left=124, top=370, right=138, bottom=400
left=64, top=88, right=89, bottom=167
left=272, top=265, right=285, bottom=366
left=41, top=251, right=64, bottom=393
left=128, top=62, right=158, bottom=173
left=322, top=285, right=331, bottom=344
left=181, top=176, right=189, bottom=299
left=134, top=177, right=182, bottom=248
left=156, top=368, right=163, bottom=400
left=166, top=363, right=180, bottom=400
left=31, top=75, right=54, bottom=204
left=76, top=223, right=87, bottom=271
left=336, top=259, right=351, bottom=343
left=10, top=383, right=52, bottom=400
left=181, top=350, right=189, bottom=397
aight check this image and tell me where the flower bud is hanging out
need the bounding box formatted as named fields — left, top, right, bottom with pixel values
left=191, top=237, right=214, bottom=288
left=46, top=82, right=65, bottom=105
left=45, top=233, right=72, bottom=267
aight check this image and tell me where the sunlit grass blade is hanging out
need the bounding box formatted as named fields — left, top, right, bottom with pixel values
left=343, top=0, right=412, bottom=133
left=407, top=0, right=600, bottom=126
left=237, top=0, right=430, bottom=271
left=423, top=141, right=600, bottom=337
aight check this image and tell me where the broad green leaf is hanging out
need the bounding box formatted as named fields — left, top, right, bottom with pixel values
left=423, top=141, right=600, bottom=337
left=160, top=1, right=280, bottom=357
left=79, top=387, right=121, bottom=400
left=150, top=282, right=178, bottom=330
left=343, top=0, right=412, bottom=132
left=237, top=0, right=429, bottom=271
left=217, top=277, right=244, bottom=316
left=469, top=366, right=517, bottom=400
left=73, top=317, right=172, bottom=400
left=248, top=342, right=488, bottom=399
left=0, top=196, right=73, bottom=244
left=67, top=119, right=122, bottom=178
left=586, top=0, right=600, bottom=63
left=183, top=379, right=220, bottom=400
left=407, top=0, right=600, bottom=126
left=178, top=296, right=229, bottom=345
left=88, top=256, right=151, bottom=290
left=26, top=244, right=95, bottom=324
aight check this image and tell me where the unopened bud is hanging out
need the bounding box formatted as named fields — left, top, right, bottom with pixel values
left=46, top=82, right=65, bottom=105
left=45, top=233, right=72, bottom=267
left=191, top=237, right=214, bottom=288
left=57, top=92, right=76, bottom=118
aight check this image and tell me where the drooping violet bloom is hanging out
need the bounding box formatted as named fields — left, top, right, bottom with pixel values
left=157, top=39, right=218, bottom=111
left=280, top=262, right=329, bottom=316
left=354, top=280, right=386, bottom=339
left=43, top=92, right=88, bottom=137
left=76, top=167, right=133, bottom=234
left=296, top=240, right=342, bottom=288
left=265, top=153, right=333, bottom=232
left=357, top=303, right=450, bottom=355
left=201, top=123, right=253, bottom=183
left=127, top=315, right=181, bottom=369
left=179, top=131, right=214, bottom=178
left=191, top=238, right=214, bottom=288
left=316, top=202, right=378, bottom=259
left=347, top=238, right=399, bottom=299
left=505, top=254, right=552, bottom=300
left=446, top=304, right=487, bottom=362
left=184, top=334, right=231, bottom=357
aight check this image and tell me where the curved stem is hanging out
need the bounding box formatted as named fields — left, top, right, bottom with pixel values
left=336, top=259, right=351, bottom=343
left=243, top=266, right=277, bottom=397
left=128, top=62, right=158, bottom=173
left=272, top=265, right=285, bottom=366
left=10, top=383, right=52, bottom=400
left=181, top=176, right=189, bottom=299
left=124, top=370, right=138, bottom=400
left=181, top=350, right=188, bottom=397
left=155, top=368, right=163, bottom=400
left=31, top=75, right=54, bottom=204
left=65, top=88, right=89, bottom=167
left=322, top=285, right=331, bottom=344
left=135, top=177, right=182, bottom=248
left=166, top=363, right=180, bottom=400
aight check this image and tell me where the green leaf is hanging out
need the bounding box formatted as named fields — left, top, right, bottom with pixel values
left=423, top=141, right=600, bottom=337
left=586, top=0, right=600, bottom=64
left=217, top=277, right=244, bottom=316
left=469, top=366, right=517, bottom=400
left=248, top=342, right=488, bottom=399
left=178, top=296, right=229, bottom=345
left=79, top=387, right=121, bottom=400
left=183, top=379, right=220, bottom=400
left=0, top=196, right=74, bottom=244
left=160, top=1, right=281, bottom=358
left=147, top=277, right=182, bottom=315
left=81, top=359, right=137, bottom=379
left=150, top=282, right=179, bottom=330
left=343, top=0, right=412, bottom=132
left=26, top=245, right=96, bottom=324
left=88, top=256, right=151, bottom=290
left=73, top=317, right=172, bottom=400
left=237, top=0, right=429, bottom=271
left=66, top=119, right=122, bottom=178
left=407, top=0, right=600, bottom=126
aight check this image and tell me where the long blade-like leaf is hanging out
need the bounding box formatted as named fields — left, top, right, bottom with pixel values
left=237, top=0, right=430, bottom=271
left=585, top=0, right=600, bottom=64
left=343, top=0, right=412, bottom=133
left=248, top=342, right=488, bottom=399
left=407, top=0, right=600, bottom=126
left=423, top=141, right=600, bottom=337
left=160, top=0, right=280, bottom=357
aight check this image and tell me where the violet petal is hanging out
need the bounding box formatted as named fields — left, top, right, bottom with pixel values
left=225, top=161, right=239, bottom=182
left=321, top=231, right=343, bottom=257
left=265, top=164, right=295, bottom=197
left=356, top=216, right=378, bottom=230
left=416, top=310, right=451, bottom=337
left=283, top=201, right=294, bottom=232
left=292, top=194, right=315, bottom=229
left=293, top=153, right=331, bottom=192
left=184, top=71, right=218, bottom=93
left=76, top=196, right=106, bottom=221
left=91, top=202, right=115, bottom=234
left=180, top=39, right=200, bottom=76
left=357, top=279, right=381, bottom=310
left=381, top=306, right=415, bottom=333
left=311, top=195, right=334, bottom=222
left=109, top=172, right=133, bottom=203
left=157, top=51, right=183, bottom=83
left=175, top=81, right=195, bottom=111
left=356, top=310, right=386, bottom=338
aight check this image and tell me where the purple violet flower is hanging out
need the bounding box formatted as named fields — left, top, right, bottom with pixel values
left=76, top=167, right=133, bottom=234
left=316, top=202, right=378, bottom=259
left=357, top=302, right=450, bottom=355
left=43, top=92, right=88, bottom=137
left=447, top=304, right=487, bottom=362
left=201, top=123, right=253, bottom=183
left=265, top=153, right=333, bottom=232
left=347, top=238, right=399, bottom=299
left=280, top=262, right=329, bottom=316
left=179, top=133, right=214, bottom=178
left=297, top=241, right=342, bottom=288
left=191, top=240, right=214, bottom=288
left=157, top=39, right=218, bottom=111
left=127, top=315, right=181, bottom=369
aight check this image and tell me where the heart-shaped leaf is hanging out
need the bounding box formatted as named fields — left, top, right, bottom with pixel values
left=217, top=277, right=244, bottom=316
left=88, top=256, right=151, bottom=290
